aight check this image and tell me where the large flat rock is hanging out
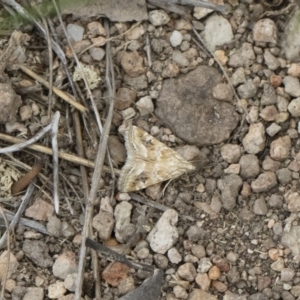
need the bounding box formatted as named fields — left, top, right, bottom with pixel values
left=155, top=66, right=239, bottom=147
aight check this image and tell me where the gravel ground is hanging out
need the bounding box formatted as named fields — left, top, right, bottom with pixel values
left=1, top=0, right=300, bottom=299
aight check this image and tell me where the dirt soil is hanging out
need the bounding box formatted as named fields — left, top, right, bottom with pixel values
left=1, top=0, right=300, bottom=300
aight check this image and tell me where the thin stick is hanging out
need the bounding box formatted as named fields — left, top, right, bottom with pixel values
left=74, top=18, right=116, bottom=300
left=0, top=206, right=10, bottom=300
left=0, top=132, right=120, bottom=174
left=18, top=65, right=87, bottom=113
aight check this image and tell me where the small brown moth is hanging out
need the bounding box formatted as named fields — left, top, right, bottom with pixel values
left=118, top=124, right=195, bottom=192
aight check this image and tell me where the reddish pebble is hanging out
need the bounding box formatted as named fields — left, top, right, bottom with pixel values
left=270, top=74, right=282, bottom=87
left=212, top=280, right=227, bottom=292
left=212, top=255, right=230, bottom=272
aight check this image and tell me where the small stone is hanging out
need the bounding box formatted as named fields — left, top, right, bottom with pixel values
left=172, top=50, right=189, bottom=67
left=89, top=48, right=105, bottom=61
left=276, top=168, right=292, bottom=185
left=273, top=222, right=283, bottom=235
left=253, top=197, right=268, bottom=215
left=262, top=155, right=281, bottom=171
left=170, top=30, right=183, bottom=47
left=288, top=63, right=300, bottom=77
left=168, top=247, right=182, bottom=264
left=288, top=97, right=300, bottom=117
left=270, top=136, right=291, bottom=161
left=136, top=96, right=154, bottom=116
left=195, top=273, right=211, bottom=291
left=154, top=254, right=169, bottom=269
left=224, top=164, right=240, bottom=174
left=270, top=74, right=282, bottom=87
left=237, top=79, right=257, bottom=99
left=281, top=268, right=295, bottom=282
left=125, top=24, right=145, bottom=40
left=197, top=257, right=213, bottom=273
left=19, top=105, right=32, bottom=121
left=229, top=43, right=255, bottom=68
left=48, top=281, right=66, bottom=299
left=93, top=211, right=114, bottom=241
left=118, top=277, right=135, bottom=296
left=212, top=255, right=230, bottom=272
left=212, top=83, right=233, bottom=102
left=25, top=198, right=54, bottom=221
left=264, top=50, right=280, bottom=70
left=177, top=262, right=197, bottom=282
left=173, top=285, right=188, bottom=299
left=23, top=287, right=44, bottom=300
left=23, top=240, right=52, bottom=268
left=115, top=87, right=137, bottom=110
left=191, top=245, right=206, bottom=259
left=253, top=18, right=277, bottom=44
left=226, top=252, right=238, bottom=263
left=121, top=51, right=145, bottom=78
left=0, top=251, right=18, bottom=283
left=114, top=201, right=133, bottom=243
left=261, top=84, right=277, bottom=105
left=266, top=123, right=281, bottom=137
left=64, top=273, right=77, bottom=292
left=102, top=262, right=129, bottom=287
left=231, top=67, right=246, bottom=86
left=251, top=172, right=277, bottom=193
left=271, top=257, right=285, bottom=272
left=242, top=122, right=265, bottom=154
left=148, top=10, right=170, bottom=26
left=87, top=21, right=106, bottom=37
left=208, top=266, right=221, bottom=280
left=268, top=194, right=283, bottom=208
left=211, top=281, right=227, bottom=293
left=47, top=215, right=62, bottom=237
left=269, top=248, right=280, bottom=261
left=275, top=112, right=289, bottom=123
left=241, top=182, right=251, bottom=199
left=239, top=154, right=260, bottom=178
left=147, top=209, right=179, bottom=254
left=214, top=50, right=228, bottom=65
left=259, top=105, right=278, bottom=121
left=203, top=15, right=233, bottom=51
left=121, top=107, right=136, bottom=120
left=188, top=289, right=217, bottom=300
left=175, top=19, right=192, bottom=30
left=67, top=24, right=84, bottom=42
left=257, top=276, right=271, bottom=291
left=247, top=106, right=259, bottom=123
left=284, top=76, right=300, bottom=97
left=52, top=252, right=78, bottom=280
left=285, top=192, right=300, bottom=213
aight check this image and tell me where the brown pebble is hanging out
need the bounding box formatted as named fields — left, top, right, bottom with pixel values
left=212, top=280, right=227, bottom=292
left=270, top=74, right=282, bottom=87
left=102, top=262, right=129, bottom=287
left=208, top=266, right=221, bottom=280
left=212, top=255, right=230, bottom=272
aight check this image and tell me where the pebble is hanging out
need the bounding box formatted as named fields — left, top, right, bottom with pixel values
left=270, top=136, right=291, bottom=161
left=52, top=251, right=78, bottom=280
left=212, top=255, right=230, bottom=272
left=121, top=107, right=136, bottom=120
left=212, top=280, right=228, bottom=292
left=23, top=240, right=52, bottom=268
left=102, top=262, right=129, bottom=287
left=177, top=262, right=197, bottom=282
left=189, top=289, right=217, bottom=300
left=237, top=79, right=258, bottom=99
left=242, top=122, right=265, bottom=154
left=212, top=83, right=233, bottom=102
left=253, top=18, right=277, bottom=44
left=148, top=10, right=170, bottom=26
left=125, top=24, right=145, bottom=40
left=224, top=164, right=240, bottom=174
left=191, top=245, right=206, bottom=259
left=288, top=97, right=300, bottom=117
left=87, top=21, right=106, bottom=37
left=285, top=192, right=300, bottom=213
left=115, top=87, right=137, bottom=110
left=67, top=24, right=84, bottom=42
left=173, top=285, right=188, bottom=299
left=251, top=172, right=277, bottom=193
left=195, top=273, right=211, bottom=291
left=121, top=51, right=145, bottom=77
left=261, top=84, right=277, bottom=105
left=47, top=215, right=62, bottom=237
left=175, top=19, right=192, bottom=31
left=203, top=15, right=233, bottom=51
left=288, top=63, right=300, bottom=77
left=118, top=276, right=135, bottom=296
left=231, top=67, right=246, bottom=86
left=271, top=257, right=285, bottom=272
left=48, top=281, right=66, bottom=299
left=268, top=248, right=280, bottom=261
left=266, top=122, right=281, bottom=137
left=64, top=273, right=77, bottom=292
left=19, top=105, right=32, bottom=121
left=114, top=201, right=133, bottom=243
left=0, top=251, right=18, bottom=283
left=257, top=276, right=271, bottom=291
left=25, top=198, right=54, bottom=221
left=270, top=74, right=282, bottom=87
left=273, top=222, right=283, bottom=235
left=262, top=155, right=281, bottom=171
left=229, top=43, right=255, bottom=68
left=89, top=47, right=105, bottom=61
left=253, top=197, right=268, bottom=215
left=239, top=154, right=260, bottom=178
left=93, top=211, right=114, bottom=241
left=23, top=287, right=44, bottom=300
left=208, top=266, right=221, bottom=280
left=264, top=50, right=280, bottom=70
left=276, top=168, right=292, bottom=185
left=259, top=105, right=278, bottom=121
left=172, top=50, right=189, bottom=67
left=281, top=268, right=295, bottom=282
left=170, top=30, right=183, bottom=47
left=168, top=247, right=182, bottom=264
left=154, top=254, right=169, bottom=269
left=283, top=76, right=300, bottom=97
left=147, top=209, right=179, bottom=254
left=268, top=194, right=283, bottom=208
left=197, top=257, right=213, bottom=273
left=136, top=96, right=154, bottom=116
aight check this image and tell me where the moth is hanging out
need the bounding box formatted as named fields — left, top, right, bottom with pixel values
left=118, top=124, right=195, bottom=192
